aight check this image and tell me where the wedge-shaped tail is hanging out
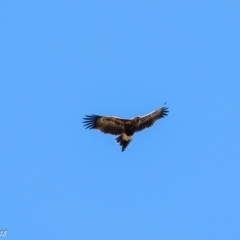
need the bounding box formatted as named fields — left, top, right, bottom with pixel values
left=116, top=135, right=132, bottom=152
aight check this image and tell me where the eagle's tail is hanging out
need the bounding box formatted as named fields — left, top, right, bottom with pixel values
left=116, top=134, right=132, bottom=152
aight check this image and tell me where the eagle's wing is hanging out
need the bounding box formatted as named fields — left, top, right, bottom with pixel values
left=83, top=115, right=129, bottom=135
left=135, top=106, right=169, bottom=132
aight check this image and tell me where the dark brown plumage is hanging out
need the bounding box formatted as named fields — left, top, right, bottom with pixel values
left=83, top=104, right=169, bottom=152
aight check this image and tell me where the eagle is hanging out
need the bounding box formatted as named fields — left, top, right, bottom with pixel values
left=83, top=104, right=169, bottom=152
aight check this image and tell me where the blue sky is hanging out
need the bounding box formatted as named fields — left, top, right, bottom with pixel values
left=1, top=1, right=240, bottom=239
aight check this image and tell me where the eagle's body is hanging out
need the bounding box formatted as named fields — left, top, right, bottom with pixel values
left=83, top=105, right=168, bottom=152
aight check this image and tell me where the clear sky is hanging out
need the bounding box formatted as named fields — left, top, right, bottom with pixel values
left=1, top=1, right=240, bottom=239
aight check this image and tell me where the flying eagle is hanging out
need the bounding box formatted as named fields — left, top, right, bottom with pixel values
left=83, top=104, right=169, bottom=152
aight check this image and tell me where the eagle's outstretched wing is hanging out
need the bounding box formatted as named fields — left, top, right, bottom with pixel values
left=135, top=106, right=169, bottom=132
left=83, top=115, right=129, bottom=135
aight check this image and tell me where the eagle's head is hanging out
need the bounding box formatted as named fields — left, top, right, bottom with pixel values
left=132, top=116, right=141, bottom=127
left=133, top=116, right=141, bottom=121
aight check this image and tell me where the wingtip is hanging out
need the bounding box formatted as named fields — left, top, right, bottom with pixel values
left=161, top=104, right=169, bottom=117
left=83, top=114, right=101, bottom=129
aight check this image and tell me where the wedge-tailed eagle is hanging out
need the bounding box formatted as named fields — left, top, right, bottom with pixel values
left=83, top=104, right=169, bottom=152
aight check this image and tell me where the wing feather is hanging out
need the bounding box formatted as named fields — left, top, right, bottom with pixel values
left=83, top=115, right=126, bottom=135
left=135, top=106, right=169, bottom=132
